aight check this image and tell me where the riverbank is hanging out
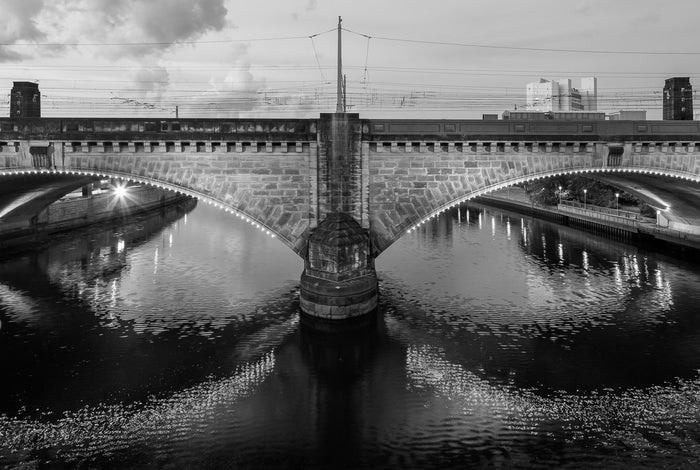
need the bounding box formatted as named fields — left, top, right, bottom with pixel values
left=0, top=186, right=193, bottom=254
left=477, top=187, right=700, bottom=257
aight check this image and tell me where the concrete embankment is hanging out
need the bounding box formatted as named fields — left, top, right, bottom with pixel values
left=0, top=186, right=192, bottom=252
left=476, top=189, right=700, bottom=257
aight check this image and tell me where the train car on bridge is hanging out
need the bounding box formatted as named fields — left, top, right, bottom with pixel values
left=502, top=111, right=607, bottom=120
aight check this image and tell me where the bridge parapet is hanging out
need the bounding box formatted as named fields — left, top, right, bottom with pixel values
left=0, top=118, right=317, bottom=142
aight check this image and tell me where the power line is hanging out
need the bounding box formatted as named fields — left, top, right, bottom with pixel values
left=342, top=27, right=700, bottom=56
left=0, top=28, right=337, bottom=47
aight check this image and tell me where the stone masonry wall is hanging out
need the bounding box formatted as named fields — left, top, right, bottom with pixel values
left=5, top=137, right=700, bottom=257
left=60, top=142, right=315, bottom=253
left=367, top=141, right=700, bottom=253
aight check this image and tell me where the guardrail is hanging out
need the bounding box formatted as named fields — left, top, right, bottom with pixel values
left=559, top=200, right=640, bottom=219
left=557, top=201, right=640, bottom=227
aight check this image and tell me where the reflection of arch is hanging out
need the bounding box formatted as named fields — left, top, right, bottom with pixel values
left=0, top=169, right=292, bottom=254
left=384, top=167, right=700, bottom=255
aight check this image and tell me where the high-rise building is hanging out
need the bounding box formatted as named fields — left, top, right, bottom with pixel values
left=526, top=77, right=596, bottom=112
left=663, top=77, right=693, bottom=120
left=580, top=77, right=597, bottom=111
left=526, top=79, right=557, bottom=112
left=10, top=82, right=41, bottom=118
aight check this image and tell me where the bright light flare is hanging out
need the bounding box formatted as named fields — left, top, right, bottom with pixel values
left=113, top=183, right=128, bottom=199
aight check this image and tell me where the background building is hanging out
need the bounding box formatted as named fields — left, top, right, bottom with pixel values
left=663, top=77, right=693, bottom=120
left=608, top=110, right=647, bottom=120
left=580, top=77, right=598, bottom=111
left=10, top=82, right=41, bottom=118
left=526, top=77, right=596, bottom=112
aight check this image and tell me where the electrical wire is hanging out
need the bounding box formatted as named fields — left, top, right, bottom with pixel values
left=342, top=27, right=700, bottom=56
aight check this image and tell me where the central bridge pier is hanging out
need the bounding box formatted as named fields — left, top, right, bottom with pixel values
left=299, top=113, right=379, bottom=321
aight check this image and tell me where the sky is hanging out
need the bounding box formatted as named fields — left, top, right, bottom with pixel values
left=1, top=0, right=699, bottom=120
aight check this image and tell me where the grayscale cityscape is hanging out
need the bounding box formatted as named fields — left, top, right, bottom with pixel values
left=1, top=1, right=700, bottom=468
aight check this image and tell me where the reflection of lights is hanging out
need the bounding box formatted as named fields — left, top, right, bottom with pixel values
left=582, top=250, right=589, bottom=271
left=110, top=279, right=118, bottom=307
left=491, top=216, right=496, bottom=237
left=169, top=233, right=173, bottom=248
left=506, top=220, right=511, bottom=240
left=558, top=243, right=564, bottom=264
left=1, top=352, right=277, bottom=457
left=116, top=239, right=125, bottom=253
left=614, top=263, right=622, bottom=287
left=404, top=344, right=700, bottom=447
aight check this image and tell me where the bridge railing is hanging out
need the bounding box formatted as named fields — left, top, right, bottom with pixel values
left=559, top=200, right=641, bottom=220
left=558, top=201, right=641, bottom=227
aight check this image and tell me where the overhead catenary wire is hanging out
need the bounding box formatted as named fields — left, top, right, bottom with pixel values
left=2, top=20, right=697, bottom=118
left=0, top=28, right=338, bottom=47
left=342, top=27, right=700, bottom=56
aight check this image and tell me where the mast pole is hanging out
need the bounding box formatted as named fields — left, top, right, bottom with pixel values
left=336, top=16, right=343, bottom=113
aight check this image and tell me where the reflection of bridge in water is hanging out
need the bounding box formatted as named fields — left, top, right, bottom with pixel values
left=3, top=113, right=700, bottom=320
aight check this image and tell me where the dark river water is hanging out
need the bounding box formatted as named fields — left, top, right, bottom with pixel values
left=1, top=199, right=700, bottom=469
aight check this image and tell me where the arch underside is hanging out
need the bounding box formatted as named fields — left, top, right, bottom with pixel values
left=0, top=173, right=97, bottom=223
left=0, top=167, right=308, bottom=256
left=372, top=164, right=700, bottom=255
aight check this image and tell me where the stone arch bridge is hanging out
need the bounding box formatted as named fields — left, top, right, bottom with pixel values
left=3, top=114, right=700, bottom=319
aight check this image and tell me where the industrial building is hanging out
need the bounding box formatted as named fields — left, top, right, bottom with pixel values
left=526, top=77, right=597, bottom=112
left=663, top=77, right=693, bottom=120
left=10, top=81, right=41, bottom=118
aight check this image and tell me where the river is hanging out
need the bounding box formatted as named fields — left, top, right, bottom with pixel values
left=1, top=200, right=699, bottom=469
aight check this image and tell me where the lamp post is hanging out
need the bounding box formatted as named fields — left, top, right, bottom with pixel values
left=583, top=189, right=587, bottom=211
left=615, top=192, right=619, bottom=215
left=558, top=185, right=562, bottom=206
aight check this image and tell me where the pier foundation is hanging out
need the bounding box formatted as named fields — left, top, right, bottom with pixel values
left=299, top=112, right=378, bottom=320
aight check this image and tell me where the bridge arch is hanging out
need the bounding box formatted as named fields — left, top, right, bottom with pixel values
left=378, top=166, right=700, bottom=254
left=0, top=169, right=295, bottom=254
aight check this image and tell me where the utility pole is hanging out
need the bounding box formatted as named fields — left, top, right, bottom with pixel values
left=336, top=16, right=344, bottom=113
left=343, top=74, right=347, bottom=111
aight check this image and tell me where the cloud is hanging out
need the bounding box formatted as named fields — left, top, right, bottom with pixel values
left=0, top=0, right=46, bottom=42
left=575, top=0, right=591, bottom=14
left=0, top=0, right=46, bottom=61
left=194, top=44, right=266, bottom=117
left=292, top=0, right=317, bottom=20
left=131, top=0, right=228, bottom=45
left=304, top=0, right=318, bottom=12
left=110, top=66, right=172, bottom=115
left=3, top=0, right=229, bottom=60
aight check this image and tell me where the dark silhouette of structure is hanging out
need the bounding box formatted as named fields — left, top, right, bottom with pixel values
left=10, top=82, right=41, bottom=118
left=663, top=77, right=693, bottom=120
